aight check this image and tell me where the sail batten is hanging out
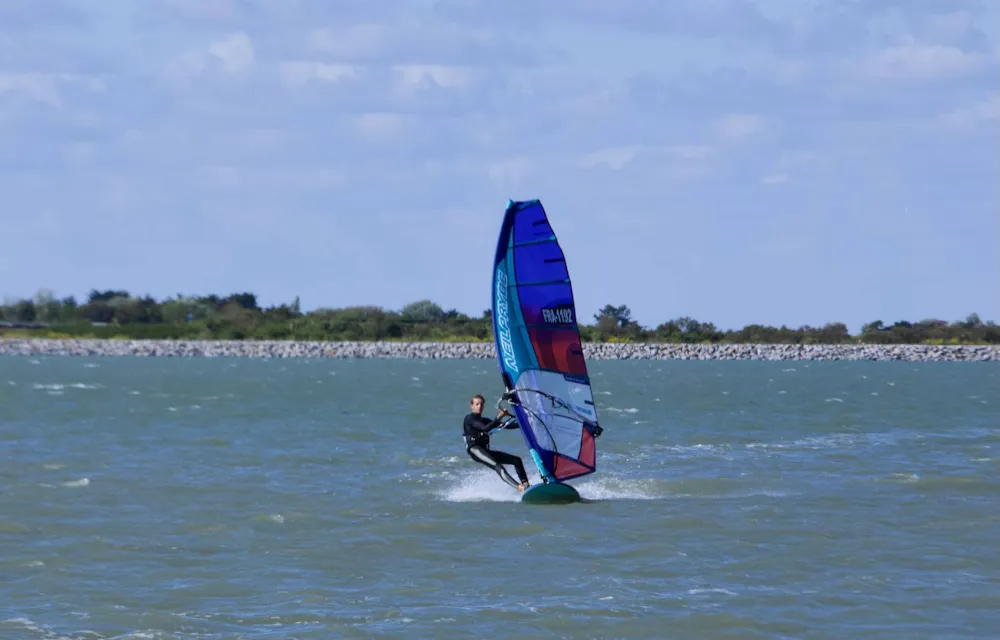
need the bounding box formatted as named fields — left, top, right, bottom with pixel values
left=491, top=199, right=602, bottom=483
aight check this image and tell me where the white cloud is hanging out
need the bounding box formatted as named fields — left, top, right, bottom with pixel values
left=392, top=64, right=476, bottom=90
left=207, top=32, right=255, bottom=73
left=579, top=146, right=641, bottom=171
left=162, top=0, right=240, bottom=22
left=713, top=113, right=765, bottom=142
left=926, top=11, right=975, bottom=39
left=307, top=24, right=389, bottom=59
left=671, top=145, right=715, bottom=160
left=0, top=72, right=103, bottom=108
left=757, top=151, right=819, bottom=187
left=353, top=112, right=409, bottom=140
left=279, top=61, right=358, bottom=86
left=941, top=92, right=1000, bottom=127
left=197, top=165, right=346, bottom=191
left=303, top=21, right=514, bottom=66
left=165, top=32, right=255, bottom=80
left=853, top=40, right=986, bottom=80
left=63, top=142, right=96, bottom=167
left=0, top=72, right=63, bottom=106
left=579, top=144, right=715, bottom=171
left=487, top=156, right=534, bottom=188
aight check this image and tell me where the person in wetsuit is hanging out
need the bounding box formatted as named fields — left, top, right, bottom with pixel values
left=463, top=393, right=530, bottom=492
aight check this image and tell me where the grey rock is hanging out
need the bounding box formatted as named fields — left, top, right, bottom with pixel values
left=1, top=339, right=997, bottom=361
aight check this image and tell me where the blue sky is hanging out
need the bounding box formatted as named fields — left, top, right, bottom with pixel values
left=2, top=0, right=997, bottom=332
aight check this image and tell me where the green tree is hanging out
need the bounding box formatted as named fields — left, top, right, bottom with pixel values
left=87, top=289, right=130, bottom=303
left=33, top=289, right=62, bottom=322
left=594, top=304, right=633, bottom=328
left=13, top=299, right=37, bottom=322
left=2, top=288, right=997, bottom=345
left=401, top=299, right=445, bottom=323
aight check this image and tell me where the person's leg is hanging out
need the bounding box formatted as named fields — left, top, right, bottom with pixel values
left=488, top=449, right=529, bottom=486
left=466, top=445, right=521, bottom=489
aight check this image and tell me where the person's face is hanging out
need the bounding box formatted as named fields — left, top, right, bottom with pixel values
left=470, top=397, right=485, bottom=414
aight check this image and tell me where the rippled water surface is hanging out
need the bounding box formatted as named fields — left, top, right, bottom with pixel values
left=1, top=356, right=998, bottom=639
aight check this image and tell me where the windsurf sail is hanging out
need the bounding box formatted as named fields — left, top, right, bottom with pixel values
left=491, top=199, right=603, bottom=483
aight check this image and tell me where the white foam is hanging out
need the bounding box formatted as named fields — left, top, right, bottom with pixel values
left=573, top=477, right=660, bottom=500
left=745, top=431, right=903, bottom=453
left=655, top=443, right=734, bottom=461
left=437, top=469, right=523, bottom=502
left=436, top=469, right=661, bottom=502
left=62, top=478, right=90, bottom=488
left=32, top=383, right=100, bottom=390
left=688, top=588, right=738, bottom=596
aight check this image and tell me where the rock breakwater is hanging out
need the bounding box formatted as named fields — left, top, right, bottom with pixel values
left=1, top=339, right=996, bottom=361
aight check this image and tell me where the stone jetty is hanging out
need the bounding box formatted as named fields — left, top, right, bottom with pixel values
left=0, top=339, right=996, bottom=361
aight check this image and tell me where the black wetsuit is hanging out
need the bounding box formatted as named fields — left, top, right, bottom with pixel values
left=463, top=412, right=529, bottom=488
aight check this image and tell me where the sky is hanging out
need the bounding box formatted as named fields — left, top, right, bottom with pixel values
left=1, top=0, right=998, bottom=332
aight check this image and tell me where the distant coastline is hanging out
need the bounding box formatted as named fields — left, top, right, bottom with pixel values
left=1, top=339, right=997, bottom=361
left=3, top=290, right=997, bottom=347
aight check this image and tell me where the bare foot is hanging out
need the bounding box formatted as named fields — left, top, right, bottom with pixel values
left=517, top=482, right=529, bottom=493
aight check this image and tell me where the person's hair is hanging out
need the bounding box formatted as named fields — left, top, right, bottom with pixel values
left=470, top=394, right=485, bottom=404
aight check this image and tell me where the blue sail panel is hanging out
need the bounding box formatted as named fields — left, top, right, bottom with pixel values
left=491, top=199, right=601, bottom=482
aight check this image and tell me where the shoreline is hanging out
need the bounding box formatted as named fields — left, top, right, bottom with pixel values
left=1, top=338, right=997, bottom=361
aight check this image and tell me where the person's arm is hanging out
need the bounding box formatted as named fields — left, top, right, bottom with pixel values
left=488, top=407, right=514, bottom=430
left=464, top=413, right=503, bottom=438
left=501, top=416, right=520, bottom=429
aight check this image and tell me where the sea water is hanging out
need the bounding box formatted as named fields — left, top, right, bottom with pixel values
left=1, top=356, right=997, bottom=639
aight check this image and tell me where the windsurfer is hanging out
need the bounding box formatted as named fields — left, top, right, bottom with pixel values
left=463, top=394, right=530, bottom=492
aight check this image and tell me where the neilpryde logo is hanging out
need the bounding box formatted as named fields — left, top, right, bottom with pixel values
left=494, top=268, right=518, bottom=373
